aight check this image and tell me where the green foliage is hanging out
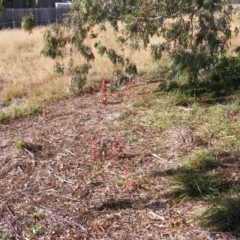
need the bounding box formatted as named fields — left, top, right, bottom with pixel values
left=54, top=61, right=65, bottom=74
left=159, top=55, right=240, bottom=104
left=0, top=104, right=43, bottom=123
left=15, top=140, right=27, bottom=149
left=202, top=196, right=240, bottom=232
left=25, top=225, right=46, bottom=238
left=170, top=150, right=226, bottom=201
left=0, top=234, right=10, bottom=240
left=41, top=25, right=69, bottom=60
left=67, top=63, right=91, bottom=93
left=209, top=54, right=240, bottom=91
left=41, top=0, right=236, bottom=91
left=158, top=80, right=180, bottom=92
left=172, top=171, right=222, bottom=200
left=34, top=208, right=46, bottom=219
left=22, top=13, right=35, bottom=34
left=0, top=0, right=8, bottom=13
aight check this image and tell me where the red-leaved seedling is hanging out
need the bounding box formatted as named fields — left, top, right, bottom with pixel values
left=124, top=180, right=138, bottom=192
left=122, top=170, right=138, bottom=192
left=91, top=138, right=99, bottom=157
left=111, top=134, right=123, bottom=156
left=101, top=75, right=107, bottom=104
left=90, top=130, right=125, bottom=160
left=122, top=170, right=131, bottom=179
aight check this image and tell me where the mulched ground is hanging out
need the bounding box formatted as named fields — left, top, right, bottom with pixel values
left=0, top=79, right=238, bottom=239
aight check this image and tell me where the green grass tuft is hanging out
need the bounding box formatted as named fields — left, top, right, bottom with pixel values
left=15, top=140, right=27, bottom=150
left=171, top=171, right=223, bottom=201
left=25, top=225, right=46, bottom=238
left=202, top=196, right=240, bottom=232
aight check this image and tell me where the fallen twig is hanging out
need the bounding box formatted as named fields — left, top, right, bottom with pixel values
left=151, top=153, right=168, bottom=163
left=5, top=217, right=21, bottom=237
left=54, top=174, right=75, bottom=184
left=6, top=204, right=16, bottom=219
left=24, top=148, right=34, bottom=157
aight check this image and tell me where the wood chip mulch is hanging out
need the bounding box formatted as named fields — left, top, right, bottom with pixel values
left=0, top=80, right=238, bottom=239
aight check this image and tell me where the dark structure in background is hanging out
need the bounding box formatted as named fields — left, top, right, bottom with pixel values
left=3, top=0, right=239, bottom=9
left=5, top=0, right=60, bottom=8
left=0, top=0, right=71, bottom=29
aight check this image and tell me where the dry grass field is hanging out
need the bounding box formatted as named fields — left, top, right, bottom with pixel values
left=0, top=27, right=68, bottom=114
left=0, top=24, right=161, bottom=120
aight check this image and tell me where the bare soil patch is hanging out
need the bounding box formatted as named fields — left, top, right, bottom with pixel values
left=0, top=79, right=238, bottom=239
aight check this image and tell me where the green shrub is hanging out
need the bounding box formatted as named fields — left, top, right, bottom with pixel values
left=210, top=55, right=240, bottom=91
left=22, top=13, right=35, bottom=33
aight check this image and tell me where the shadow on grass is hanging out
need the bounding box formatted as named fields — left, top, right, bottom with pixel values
left=158, top=55, right=240, bottom=106
left=166, top=150, right=240, bottom=200
left=159, top=78, right=240, bottom=106
left=165, top=150, right=240, bottom=234
left=202, top=196, right=240, bottom=234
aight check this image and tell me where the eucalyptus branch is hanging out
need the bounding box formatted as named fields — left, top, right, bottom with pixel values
left=41, top=0, right=235, bottom=89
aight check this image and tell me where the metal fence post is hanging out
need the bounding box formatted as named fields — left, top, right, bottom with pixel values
left=11, top=9, right=15, bottom=28
left=35, top=8, right=38, bottom=25
left=56, top=8, right=58, bottom=23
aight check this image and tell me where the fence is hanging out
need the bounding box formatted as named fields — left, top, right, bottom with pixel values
left=0, top=8, right=70, bottom=29
left=1, top=3, right=240, bottom=30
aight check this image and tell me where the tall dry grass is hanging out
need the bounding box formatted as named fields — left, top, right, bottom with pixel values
left=0, top=27, right=68, bottom=108
left=0, top=25, right=159, bottom=114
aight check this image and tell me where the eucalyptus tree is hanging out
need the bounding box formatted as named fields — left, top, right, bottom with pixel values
left=0, top=0, right=9, bottom=12
left=41, top=0, right=236, bottom=92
